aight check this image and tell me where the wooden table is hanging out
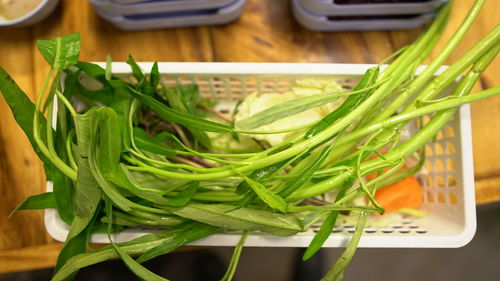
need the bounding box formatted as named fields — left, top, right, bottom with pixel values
left=0, top=0, right=498, bottom=274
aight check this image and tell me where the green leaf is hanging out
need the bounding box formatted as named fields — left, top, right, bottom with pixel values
left=102, top=196, right=169, bottom=281
left=68, top=109, right=104, bottom=240
left=150, top=62, right=160, bottom=90
left=53, top=231, right=88, bottom=281
left=86, top=109, right=135, bottom=212
left=133, top=127, right=176, bottom=157
left=0, top=67, right=52, bottom=176
left=109, top=164, right=171, bottom=205
left=53, top=203, right=100, bottom=281
left=168, top=203, right=302, bottom=236
left=126, top=55, right=145, bottom=82
left=235, top=160, right=286, bottom=195
left=305, top=67, right=379, bottom=139
left=235, top=92, right=341, bottom=130
left=36, top=33, right=80, bottom=70
left=96, top=107, right=122, bottom=176
left=52, top=225, right=188, bottom=281
left=128, top=86, right=233, bottom=133
left=166, top=181, right=199, bottom=207
left=159, top=85, right=212, bottom=148
left=52, top=103, right=76, bottom=224
left=242, top=176, right=288, bottom=213
left=112, top=243, right=169, bottom=281
left=74, top=61, right=109, bottom=85
left=161, top=85, right=200, bottom=114
left=279, top=142, right=334, bottom=198
left=52, top=168, right=75, bottom=224
left=320, top=212, right=368, bottom=281
left=302, top=177, right=353, bottom=261
left=9, top=192, right=56, bottom=217
left=136, top=222, right=218, bottom=264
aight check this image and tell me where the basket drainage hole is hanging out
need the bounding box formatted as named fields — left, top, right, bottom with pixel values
left=381, top=229, right=394, bottom=233
left=398, top=229, right=410, bottom=234
left=364, top=228, right=376, bottom=233
left=415, top=229, right=428, bottom=234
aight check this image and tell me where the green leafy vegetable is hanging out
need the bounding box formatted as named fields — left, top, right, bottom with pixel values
left=2, top=3, right=499, bottom=281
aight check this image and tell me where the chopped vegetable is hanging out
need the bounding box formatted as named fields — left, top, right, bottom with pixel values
left=374, top=175, right=423, bottom=214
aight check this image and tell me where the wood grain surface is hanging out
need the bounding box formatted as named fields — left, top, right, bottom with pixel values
left=0, top=0, right=498, bottom=274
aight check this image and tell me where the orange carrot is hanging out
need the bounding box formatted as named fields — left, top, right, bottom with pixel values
left=374, top=175, right=423, bottom=214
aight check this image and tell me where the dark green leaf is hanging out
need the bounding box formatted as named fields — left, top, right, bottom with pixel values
left=109, top=164, right=171, bottom=205
left=86, top=109, right=136, bottom=212
left=136, top=222, right=218, bottom=263
left=68, top=109, right=104, bottom=239
left=150, top=62, right=160, bottom=90
left=36, top=33, right=80, bottom=70
left=168, top=203, right=302, bottom=236
left=102, top=196, right=169, bottom=281
left=96, top=107, right=122, bottom=176
left=112, top=243, right=169, bottom=281
left=133, top=127, right=176, bottom=157
left=75, top=61, right=108, bottom=84
left=0, top=67, right=52, bottom=176
left=128, top=86, right=233, bottom=133
left=53, top=203, right=100, bottom=281
left=279, top=142, right=334, bottom=198
left=321, top=212, right=368, bottom=281
left=52, top=168, right=75, bottom=224
left=305, top=67, right=379, bottom=139
left=52, top=224, right=189, bottom=281
left=242, top=176, right=287, bottom=212
left=302, top=177, right=354, bottom=261
left=167, top=181, right=199, bottom=207
left=9, top=192, right=56, bottom=217
left=126, top=55, right=145, bottom=82
left=52, top=104, right=76, bottom=224
left=236, top=160, right=287, bottom=194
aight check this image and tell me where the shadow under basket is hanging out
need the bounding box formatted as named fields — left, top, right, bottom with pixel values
left=45, top=62, right=476, bottom=248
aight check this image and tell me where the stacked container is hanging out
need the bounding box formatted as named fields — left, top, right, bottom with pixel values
left=89, top=0, right=246, bottom=31
left=292, top=0, right=449, bottom=32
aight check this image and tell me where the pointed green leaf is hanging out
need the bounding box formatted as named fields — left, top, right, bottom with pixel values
left=36, top=33, right=80, bottom=70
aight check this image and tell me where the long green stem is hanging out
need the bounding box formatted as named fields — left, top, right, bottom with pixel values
left=33, top=68, right=77, bottom=181
left=375, top=0, right=486, bottom=122
left=359, top=42, right=499, bottom=178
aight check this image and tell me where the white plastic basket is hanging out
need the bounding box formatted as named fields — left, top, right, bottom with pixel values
left=45, top=62, right=476, bottom=248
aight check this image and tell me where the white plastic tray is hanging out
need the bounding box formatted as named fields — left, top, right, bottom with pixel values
left=89, top=0, right=235, bottom=16
left=45, top=62, right=476, bottom=248
left=299, top=0, right=448, bottom=16
left=93, top=0, right=244, bottom=30
left=293, top=0, right=433, bottom=32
